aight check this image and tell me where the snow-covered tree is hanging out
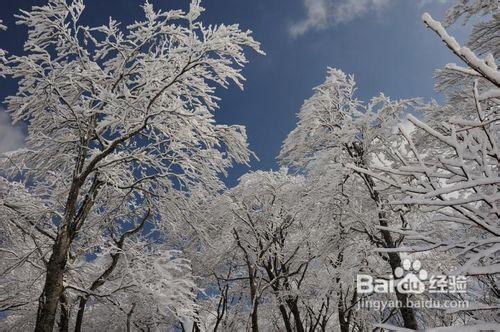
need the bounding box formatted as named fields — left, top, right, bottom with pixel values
left=0, top=0, right=262, bottom=330
left=188, top=165, right=405, bottom=331
left=350, top=1, right=499, bottom=328
left=351, top=0, right=499, bottom=279
left=195, top=170, right=309, bottom=331
left=2, top=0, right=497, bottom=330
left=444, top=0, right=499, bottom=59
left=68, top=241, right=196, bottom=332
left=280, top=67, right=424, bottom=329
left=0, top=20, right=6, bottom=64
left=187, top=169, right=348, bottom=331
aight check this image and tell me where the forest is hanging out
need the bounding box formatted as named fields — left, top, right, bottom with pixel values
left=0, top=0, right=498, bottom=331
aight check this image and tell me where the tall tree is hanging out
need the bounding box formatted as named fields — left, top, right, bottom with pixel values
left=0, top=0, right=262, bottom=330
left=189, top=168, right=381, bottom=331
left=280, top=68, right=422, bottom=329
left=351, top=1, right=499, bottom=327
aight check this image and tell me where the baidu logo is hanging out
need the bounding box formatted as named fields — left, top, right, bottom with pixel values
left=394, top=259, right=427, bottom=294
left=356, top=259, right=466, bottom=295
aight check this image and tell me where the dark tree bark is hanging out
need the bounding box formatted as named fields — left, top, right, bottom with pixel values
left=264, top=263, right=293, bottom=332
left=213, top=271, right=231, bottom=332
left=286, top=298, right=305, bottom=332
left=74, top=245, right=122, bottom=332
left=278, top=304, right=293, bottom=332
left=349, top=142, right=418, bottom=330
left=74, top=210, right=149, bottom=332
left=35, top=172, right=100, bottom=332
left=233, top=229, right=259, bottom=332
left=333, top=251, right=352, bottom=332
left=249, top=269, right=259, bottom=332
left=58, top=292, right=70, bottom=332
left=126, top=304, right=136, bottom=332
left=35, top=227, right=72, bottom=332
left=378, top=211, right=418, bottom=330
left=338, top=302, right=349, bottom=332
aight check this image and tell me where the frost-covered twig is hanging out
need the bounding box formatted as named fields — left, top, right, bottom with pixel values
left=423, top=13, right=500, bottom=87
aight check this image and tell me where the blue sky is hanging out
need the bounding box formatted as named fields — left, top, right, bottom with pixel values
left=0, top=0, right=470, bottom=185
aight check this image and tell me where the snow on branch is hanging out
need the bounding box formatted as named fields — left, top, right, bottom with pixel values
left=422, top=13, right=500, bottom=87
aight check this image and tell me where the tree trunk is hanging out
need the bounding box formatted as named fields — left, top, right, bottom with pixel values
left=74, top=209, right=147, bottom=332
left=126, top=304, right=135, bottom=332
left=350, top=143, right=418, bottom=330
left=233, top=229, right=259, bottom=332
left=58, top=293, right=70, bottom=332
left=264, top=264, right=293, bottom=332
left=249, top=271, right=259, bottom=332
left=337, top=290, right=354, bottom=332
left=35, top=229, right=71, bottom=332
left=286, top=299, right=305, bottom=332
left=338, top=307, right=349, bottom=332
left=378, top=211, right=419, bottom=330
left=74, top=296, right=87, bottom=332
left=278, top=304, right=293, bottom=332
left=337, top=285, right=349, bottom=332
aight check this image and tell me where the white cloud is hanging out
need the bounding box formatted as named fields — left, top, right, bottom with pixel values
left=289, top=0, right=391, bottom=37
left=0, top=109, right=25, bottom=153
left=418, top=0, right=449, bottom=7
left=289, top=0, right=450, bottom=37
